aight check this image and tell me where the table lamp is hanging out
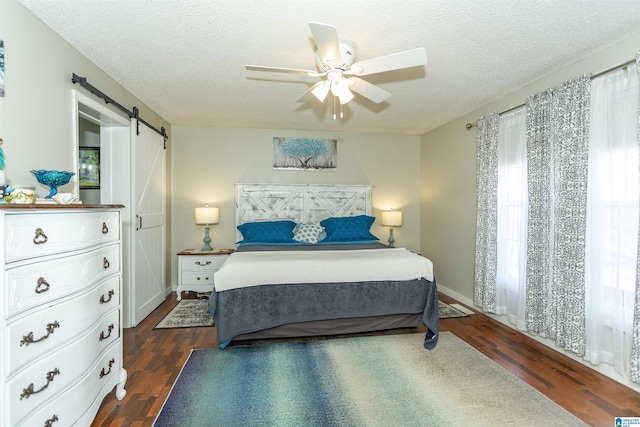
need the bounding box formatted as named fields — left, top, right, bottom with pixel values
left=195, top=205, right=219, bottom=251
left=381, top=210, right=402, bottom=247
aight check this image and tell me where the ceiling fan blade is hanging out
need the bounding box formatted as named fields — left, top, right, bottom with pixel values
left=295, top=81, right=330, bottom=103
left=308, top=22, right=341, bottom=68
left=348, top=77, right=391, bottom=103
left=347, top=47, right=427, bottom=76
left=246, top=65, right=320, bottom=75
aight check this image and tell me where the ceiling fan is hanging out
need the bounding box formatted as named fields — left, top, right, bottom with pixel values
left=246, top=22, right=428, bottom=118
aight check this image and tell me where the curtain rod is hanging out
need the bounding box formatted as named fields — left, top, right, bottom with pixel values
left=71, top=73, right=168, bottom=147
left=465, top=57, right=637, bottom=130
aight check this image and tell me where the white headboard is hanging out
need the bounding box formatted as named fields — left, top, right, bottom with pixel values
left=236, top=183, right=372, bottom=239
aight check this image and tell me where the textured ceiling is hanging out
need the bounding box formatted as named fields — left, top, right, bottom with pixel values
left=17, top=0, right=640, bottom=135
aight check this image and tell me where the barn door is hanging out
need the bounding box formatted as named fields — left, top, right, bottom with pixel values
left=130, top=119, right=166, bottom=326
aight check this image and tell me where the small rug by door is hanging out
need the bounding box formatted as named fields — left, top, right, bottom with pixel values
left=154, top=299, right=468, bottom=330
left=154, top=332, right=586, bottom=426
left=154, top=299, right=214, bottom=329
left=437, top=300, right=470, bottom=318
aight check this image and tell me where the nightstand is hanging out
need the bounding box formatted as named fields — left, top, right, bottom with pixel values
left=176, top=249, right=234, bottom=300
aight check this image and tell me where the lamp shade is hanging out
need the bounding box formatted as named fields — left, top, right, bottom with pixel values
left=195, top=206, right=219, bottom=225
left=331, top=78, right=355, bottom=105
left=381, top=210, right=402, bottom=227
left=311, top=81, right=330, bottom=103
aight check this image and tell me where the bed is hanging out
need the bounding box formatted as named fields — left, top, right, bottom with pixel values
left=208, top=183, right=439, bottom=349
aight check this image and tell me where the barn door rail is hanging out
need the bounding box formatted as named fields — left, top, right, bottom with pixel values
left=71, top=73, right=168, bottom=148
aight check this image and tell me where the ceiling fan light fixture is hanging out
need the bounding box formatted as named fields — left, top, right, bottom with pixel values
left=330, top=78, right=354, bottom=104
left=337, top=88, right=354, bottom=105
left=311, top=81, right=330, bottom=102
left=246, top=22, right=428, bottom=110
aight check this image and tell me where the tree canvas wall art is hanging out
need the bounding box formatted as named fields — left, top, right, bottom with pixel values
left=273, top=137, right=337, bottom=170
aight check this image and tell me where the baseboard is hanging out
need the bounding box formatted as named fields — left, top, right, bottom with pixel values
left=167, top=284, right=178, bottom=297
left=437, top=285, right=474, bottom=307
left=437, top=282, right=640, bottom=394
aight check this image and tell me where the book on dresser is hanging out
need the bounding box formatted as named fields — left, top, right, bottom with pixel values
left=0, top=205, right=127, bottom=427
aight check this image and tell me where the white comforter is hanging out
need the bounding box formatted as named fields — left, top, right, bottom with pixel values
left=214, top=247, right=434, bottom=292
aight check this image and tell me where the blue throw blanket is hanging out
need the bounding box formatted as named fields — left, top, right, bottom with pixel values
left=209, top=277, right=439, bottom=350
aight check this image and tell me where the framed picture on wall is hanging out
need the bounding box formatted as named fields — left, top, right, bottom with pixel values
left=79, top=147, right=100, bottom=189
left=273, top=137, right=337, bottom=170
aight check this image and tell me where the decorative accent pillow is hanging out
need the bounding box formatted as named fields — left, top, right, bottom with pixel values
left=293, top=222, right=324, bottom=244
left=320, top=215, right=378, bottom=242
left=236, top=220, right=296, bottom=244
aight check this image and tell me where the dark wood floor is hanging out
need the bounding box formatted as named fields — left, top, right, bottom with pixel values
left=92, top=292, right=640, bottom=427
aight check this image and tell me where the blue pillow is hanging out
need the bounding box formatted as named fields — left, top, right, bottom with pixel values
left=320, top=215, right=378, bottom=242
left=236, top=220, right=296, bottom=244
left=237, top=241, right=308, bottom=247
left=316, top=239, right=379, bottom=245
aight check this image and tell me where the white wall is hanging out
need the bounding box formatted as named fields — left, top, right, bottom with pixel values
left=170, top=126, right=421, bottom=286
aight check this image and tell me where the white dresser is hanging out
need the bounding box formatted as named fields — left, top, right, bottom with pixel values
left=0, top=205, right=127, bottom=427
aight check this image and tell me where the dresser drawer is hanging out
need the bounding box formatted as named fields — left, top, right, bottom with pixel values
left=7, top=310, right=121, bottom=426
left=181, top=254, right=227, bottom=271
left=181, top=270, right=215, bottom=285
left=5, top=211, right=120, bottom=263
left=16, top=340, right=123, bottom=427
left=6, top=277, right=120, bottom=375
left=5, top=244, right=120, bottom=318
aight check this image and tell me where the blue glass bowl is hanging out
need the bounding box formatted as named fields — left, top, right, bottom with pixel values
left=30, top=170, right=75, bottom=198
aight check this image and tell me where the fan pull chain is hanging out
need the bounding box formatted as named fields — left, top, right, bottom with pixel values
left=332, top=95, right=344, bottom=120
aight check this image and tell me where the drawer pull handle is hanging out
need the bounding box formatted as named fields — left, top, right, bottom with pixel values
left=100, top=358, right=115, bottom=378
left=195, top=261, right=212, bottom=266
left=103, top=257, right=110, bottom=269
left=100, top=289, right=115, bottom=304
left=20, top=321, right=60, bottom=346
left=99, top=323, right=114, bottom=341
left=33, top=228, right=48, bottom=244
left=44, top=415, right=59, bottom=427
left=102, top=222, right=109, bottom=234
left=35, top=277, right=51, bottom=293
left=20, top=368, right=60, bottom=400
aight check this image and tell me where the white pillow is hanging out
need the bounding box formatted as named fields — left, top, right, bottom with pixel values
left=293, top=222, right=324, bottom=244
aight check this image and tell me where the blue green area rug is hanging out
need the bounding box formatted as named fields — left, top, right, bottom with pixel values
left=154, top=332, right=586, bottom=426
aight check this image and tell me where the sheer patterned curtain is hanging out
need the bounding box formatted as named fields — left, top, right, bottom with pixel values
left=474, top=112, right=500, bottom=312
left=475, top=62, right=640, bottom=381
left=549, top=75, right=591, bottom=354
left=524, top=76, right=591, bottom=354
left=495, top=107, right=528, bottom=329
left=632, top=52, right=640, bottom=383
left=524, top=89, right=554, bottom=333
left=587, top=60, right=640, bottom=376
